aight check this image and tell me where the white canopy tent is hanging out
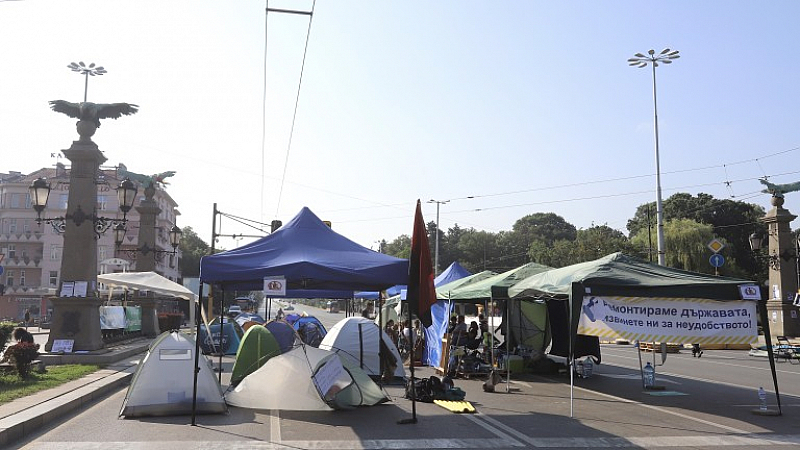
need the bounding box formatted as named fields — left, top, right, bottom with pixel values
left=97, top=272, right=196, bottom=332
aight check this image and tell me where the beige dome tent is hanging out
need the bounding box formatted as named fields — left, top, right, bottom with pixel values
left=120, top=331, right=226, bottom=418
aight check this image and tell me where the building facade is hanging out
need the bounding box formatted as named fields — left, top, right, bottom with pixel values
left=0, top=164, right=182, bottom=322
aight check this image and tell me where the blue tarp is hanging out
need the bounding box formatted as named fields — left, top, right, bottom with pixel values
left=434, top=262, right=472, bottom=287
left=199, top=207, right=409, bottom=292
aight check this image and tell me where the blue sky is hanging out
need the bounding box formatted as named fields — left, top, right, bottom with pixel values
left=1, top=1, right=798, bottom=250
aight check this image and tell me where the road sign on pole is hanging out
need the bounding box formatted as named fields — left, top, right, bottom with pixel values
left=709, top=253, right=725, bottom=268
left=707, top=239, right=725, bottom=253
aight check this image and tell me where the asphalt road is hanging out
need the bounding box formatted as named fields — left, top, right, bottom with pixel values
left=12, top=309, right=800, bottom=449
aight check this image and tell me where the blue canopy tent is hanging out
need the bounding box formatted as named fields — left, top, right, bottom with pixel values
left=434, top=261, right=472, bottom=287
left=192, top=207, right=409, bottom=423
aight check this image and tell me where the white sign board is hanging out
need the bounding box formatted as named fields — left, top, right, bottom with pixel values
left=313, top=356, right=348, bottom=400
left=60, top=282, right=75, bottom=297
left=51, top=339, right=74, bottom=353
left=263, top=277, right=286, bottom=297
left=578, top=296, right=757, bottom=345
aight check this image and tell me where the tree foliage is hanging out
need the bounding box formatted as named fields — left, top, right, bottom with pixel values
left=179, top=226, right=210, bottom=277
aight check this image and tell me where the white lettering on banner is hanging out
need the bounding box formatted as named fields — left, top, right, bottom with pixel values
left=578, top=296, right=758, bottom=345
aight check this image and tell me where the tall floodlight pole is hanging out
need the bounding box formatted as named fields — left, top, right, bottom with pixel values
left=628, top=48, right=680, bottom=266
left=68, top=61, right=107, bottom=102
left=427, top=199, right=449, bottom=276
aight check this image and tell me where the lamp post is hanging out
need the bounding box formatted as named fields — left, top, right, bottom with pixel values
left=114, top=223, right=182, bottom=261
left=628, top=48, right=680, bottom=266
left=427, top=199, right=449, bottom=276
left=68, top=61, right=106, bottom=103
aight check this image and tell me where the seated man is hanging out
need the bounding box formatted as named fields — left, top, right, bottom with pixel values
left=450, top=315, right=468, bottom=347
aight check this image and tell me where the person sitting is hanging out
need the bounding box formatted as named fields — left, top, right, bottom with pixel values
left=451, top=315, right=468, bottom=347
left=465, top=328, right=482, bottom=350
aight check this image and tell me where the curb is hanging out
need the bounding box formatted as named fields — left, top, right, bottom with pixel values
left=0, top=363, right=137, bottom=447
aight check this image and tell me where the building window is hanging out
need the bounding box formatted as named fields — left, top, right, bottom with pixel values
left=49, top=271, right=58, bottom=287
left=10, top=193, right=22, bottom=208
left=51, top=245, right=62, bottom=260
left=59, top=194, right=68, bottom=210
left=25, top=193, right=31, bottom=209
left=19, top=270, right=25, bottom=287
left=6, top=270, right=14, bottom=287
left=23, top=219, right=30, bottom=233
left=8, top=244, right=15, bottom=258
left=9, top=219, right=16, bottom=234
left=97, top=195, right=107, bottom=211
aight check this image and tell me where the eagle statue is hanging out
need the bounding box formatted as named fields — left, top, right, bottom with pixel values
left=49, top=100, right=139, bottom=128
left=760, top=177, right=800, bottom=198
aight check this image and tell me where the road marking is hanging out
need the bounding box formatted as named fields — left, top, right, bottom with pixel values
left=595, top=355, right=800, bottom=398
left=22, top=435, right=800, bottom=449
left=270, top=409, right=281, bottom=444
left=462, top=413, right=525, bottom=447
left=570, top=383, right=751, bottom=434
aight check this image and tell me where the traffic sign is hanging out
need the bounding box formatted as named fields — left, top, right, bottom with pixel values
left=707, top=239, right=725, bottom=253
left=709, top=253, right=725, bottom=268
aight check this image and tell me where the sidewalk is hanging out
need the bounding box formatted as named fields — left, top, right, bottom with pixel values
left=0, top=336, right=151, bottom=447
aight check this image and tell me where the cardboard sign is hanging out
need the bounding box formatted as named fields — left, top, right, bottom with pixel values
left=51, top=339, right=74, bottom=353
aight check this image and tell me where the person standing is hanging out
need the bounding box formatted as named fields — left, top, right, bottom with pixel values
left=23, top=309, right=30, bottom=330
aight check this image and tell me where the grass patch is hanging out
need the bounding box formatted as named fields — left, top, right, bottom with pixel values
left=0, top=364, right=101, bottom=404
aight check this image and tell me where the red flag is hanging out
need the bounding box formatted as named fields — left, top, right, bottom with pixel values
left=408, top=200, right=436, bottom=328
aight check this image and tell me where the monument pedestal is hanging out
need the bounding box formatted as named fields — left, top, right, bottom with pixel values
left=136, top=298, right=161, bottom=337
left=45, top=296, right=105, bottom=352
left=765, top=300, right=800, bottom=337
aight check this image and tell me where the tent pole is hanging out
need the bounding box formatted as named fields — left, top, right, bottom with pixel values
left=408, top=293, right=417, bottom=423
left=191, top=281, right=205, bottom=426
left=219, top=287, right=225, bottom=384
left=759, top=298, right=782, bottom=414
left=569, top=282, right=583, bottom=419
left=505, top=296, right=510, bottom=393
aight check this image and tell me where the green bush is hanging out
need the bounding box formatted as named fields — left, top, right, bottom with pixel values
left=3, top=342, right=40, bottom=378
left=0, top=322, right=16, bottom=354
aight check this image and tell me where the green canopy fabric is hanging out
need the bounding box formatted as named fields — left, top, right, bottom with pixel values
left=446, top=262, right=552, bottom=302
left=231, top=325, right=282, bottom=385
left=508, top=252, right=753, bottom=300
left=436, top=270, right=497, bottom=300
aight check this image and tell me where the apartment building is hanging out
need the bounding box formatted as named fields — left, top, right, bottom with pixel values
left=0, top=163, right=182, bottom=321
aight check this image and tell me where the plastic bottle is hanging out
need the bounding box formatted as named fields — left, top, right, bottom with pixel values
left=583, top=357, right=594, bottom=378
left=758, top=387, right=767, bottom=411
left=643, top=362, right=655, bottom=388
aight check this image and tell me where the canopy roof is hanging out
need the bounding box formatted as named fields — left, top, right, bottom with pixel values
left=509, top=252, right=755, bottom=300
left=436, top=270, right=496, bottom=300
left=434, top=261, right=472, bottom=287
left=445, top=262, right=552, bottom=302
left=200, top=207, right=409, bottom=291
left=98, top=272, right=195, bottom=301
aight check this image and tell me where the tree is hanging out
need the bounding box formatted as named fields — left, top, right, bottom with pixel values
left=383, top=234, right=411, bottom=259
left=528, top=225, right=634, bottom=268
left=179, top=226, right=210, bottom=277
left=628, top=193, right=766, bottom=278
left=631, top=218, right=724, bottom=274
left=456, top=229, right=500, bottom=273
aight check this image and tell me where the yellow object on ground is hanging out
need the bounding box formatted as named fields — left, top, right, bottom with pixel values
left=434, top=400, right=476, bottom=413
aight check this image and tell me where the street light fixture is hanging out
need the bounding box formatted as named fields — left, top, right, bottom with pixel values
left=68, top=61, right=107, bottom=102
left=114, top=223, right=182, bottom=261
left=427, top=199, right=449, bottom=276
left=29, top=177, right=138, bottom=236
left=750, top=232, right=800, bottom=285
left=628, top=48, right=680, bottom=266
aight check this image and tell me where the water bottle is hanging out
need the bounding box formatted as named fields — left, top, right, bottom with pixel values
left=583, top=357, right=594, bottom=378
left=758, top=387, right=767, bottom=411
left=643, top=362, right=655, bottom=388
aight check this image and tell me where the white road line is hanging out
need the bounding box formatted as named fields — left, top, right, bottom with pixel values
left=570, top=383, right=751, bottom=434
left=22, top=435, right=800, bottom=449
left=599, top=352, right=800, bottom=399
left=462, top=413, right=525, bottom=447
left=270, top=409, right=281, bottom=444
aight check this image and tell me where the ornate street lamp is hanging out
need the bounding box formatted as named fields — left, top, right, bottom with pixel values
left=29, top=177, right=137, bottom=236
left=114, top=223, right=182, bottom=261
left=628, top=48, right=680, bottom=266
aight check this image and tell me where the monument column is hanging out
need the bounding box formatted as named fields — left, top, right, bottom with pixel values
left=46, top=125, right=106, bottom=352
left=134, top=184, right=162, bottom=337
left=762, top=195, right=800, bottom=337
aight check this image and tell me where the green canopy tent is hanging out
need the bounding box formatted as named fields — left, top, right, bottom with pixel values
left=508, top=252, right=778, bottom=416
left=444, top=262, right=552, bottom=382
